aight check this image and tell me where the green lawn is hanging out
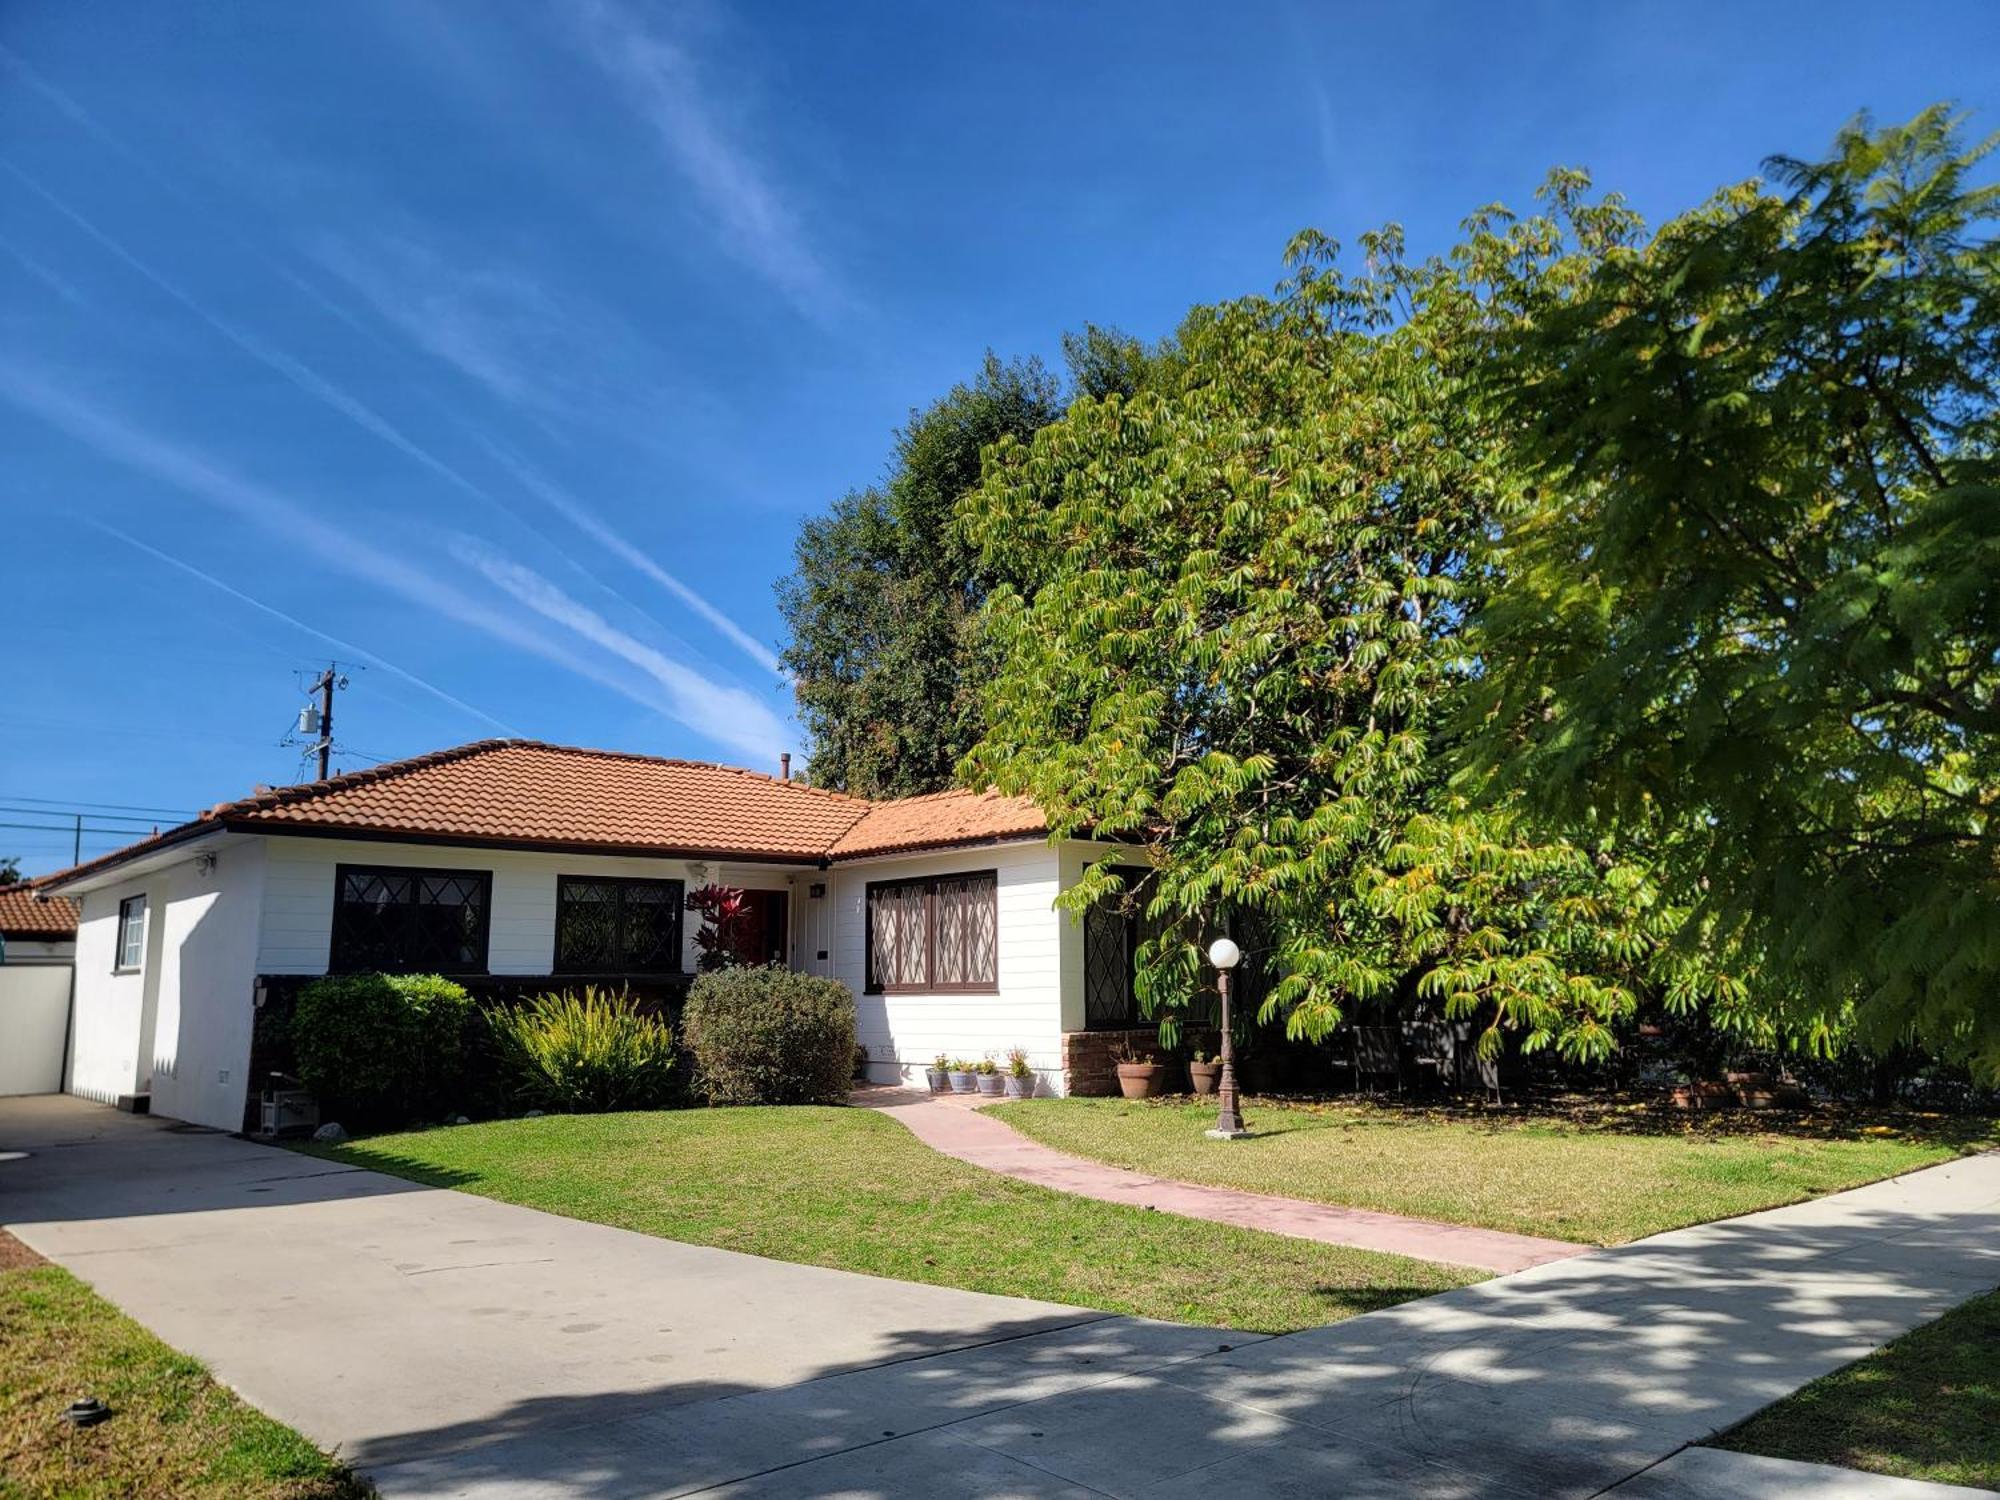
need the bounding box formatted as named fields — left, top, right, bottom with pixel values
left=305, top=1108, right=1479, bottom=1332
left=990, top=1096, right=2000, bottom=1245
left=1713, top=1290, right=2000, bottom=1489
left=0, top=1234, right=367, bottom=1500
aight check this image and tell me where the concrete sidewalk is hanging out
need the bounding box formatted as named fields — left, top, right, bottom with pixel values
left=856, top=1086, right=1581, bottom=1273
left=6, top=1095, right=1998, bottom=1498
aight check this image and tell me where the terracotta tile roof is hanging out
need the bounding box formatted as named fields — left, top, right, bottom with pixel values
left=43, top=739, right=1051, bottom=888
left=218, top=741, right=873, bottom=859
left=827, top=787, right=1047, bottom=861
left=0, top=882, right=78, bottom=939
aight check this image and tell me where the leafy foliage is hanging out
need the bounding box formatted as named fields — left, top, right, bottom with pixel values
left=959, top=218, right=1729, bottom=1063
left=685, top=883, right=753, bottom=972
left=291, top=973, right=472, bottom=1125
left=777, top=334, right=1152, bottom=797
left=487, top=986, right=676, bottom=1113
left=1467, top=108, right=2000, bottom=1075
left=681, top=966, right=856, bottom=1105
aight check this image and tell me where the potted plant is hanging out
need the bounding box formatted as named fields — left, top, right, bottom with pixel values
left=1188, top=1048, right=1220, bottom=1096
left=948, top=1059, right=978, bottom=1094
left=853, top=1043, right=870, bottom=1083
left=926, top=1053, right=951, bottom=1094
left=1004, top=1046, right=1035, bottom=1098
left=1112, top=1037, right=1166, bottom=1099
left=975, top=1057, right=1006, bottom=1097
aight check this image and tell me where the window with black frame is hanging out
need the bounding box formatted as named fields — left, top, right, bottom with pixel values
left=555, top=875, right=684, bottom=974
left=330, top=865, right=491, bottom=974
left=1082, top=866, right=1156, bottom=1029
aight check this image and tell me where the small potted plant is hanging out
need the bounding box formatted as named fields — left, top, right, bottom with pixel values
left=1112, top=1037, right=1166, bottom=1099
left=975, top=1057, right=1006, bottom=1097
left=926, top=1053, right=951, bottom=1093
left=852, top=1043, right=870, bottom=1083
left=1188, top=1048, right=1220, bottom=1096
left=1004, top=1046, right=1035, bottom=1098
left=948, top=1058, right=978, bottom=1093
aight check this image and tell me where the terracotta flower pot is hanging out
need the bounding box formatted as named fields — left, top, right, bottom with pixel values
left=1188, top=1061, right=1220, bottom=1096
left=1116, top=1062, right=1166, bottom=1099
left=925, top=1068, right=950, bottom=1094
left=1670, top=1082, right=1735, bottom=1111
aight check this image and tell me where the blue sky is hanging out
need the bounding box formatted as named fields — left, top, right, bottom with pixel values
left=2, top=2, right=1994, bottom=873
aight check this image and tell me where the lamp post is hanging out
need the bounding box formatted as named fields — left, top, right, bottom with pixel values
left=1204, top=936, right=1249, bottom=1139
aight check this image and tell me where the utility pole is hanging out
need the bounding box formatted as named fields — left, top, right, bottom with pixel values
left=306, top=663, right=346, bottom=780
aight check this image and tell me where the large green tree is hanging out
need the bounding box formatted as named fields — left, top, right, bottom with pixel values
left=959, top=227, right=1714, bottom=1060
left=1466, top=108, right=2000, bottom=1074
left=778, top=331, right=1149, bottom=797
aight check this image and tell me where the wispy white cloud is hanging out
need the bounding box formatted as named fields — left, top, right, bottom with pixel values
left=473, top=434, right=784, bottom=677
left=3, top=162, right=511, bottom=512
left=451, top=537, right=793, bottom=766
left=0, top=232, right=89, bottom=308
left=82, top=517, right=515, bottom=734
left=567, top=0, right=838, bottom=317
left=0, top=366, right=790, bottom=759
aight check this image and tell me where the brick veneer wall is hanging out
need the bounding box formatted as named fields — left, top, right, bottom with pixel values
left=1061, top=1027, right=1220, bottom=1097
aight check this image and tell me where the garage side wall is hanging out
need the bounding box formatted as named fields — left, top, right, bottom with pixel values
left=67, top=874, right=167, bottom=1107
left=150, top=842, right=267, bottom=1131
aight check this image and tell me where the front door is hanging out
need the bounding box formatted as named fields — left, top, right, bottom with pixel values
left=731, top=890, right=789, bottom=967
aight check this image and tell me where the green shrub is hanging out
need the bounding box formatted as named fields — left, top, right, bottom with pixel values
left=487, top=987, right=677, bottom=1112
left=291, top=973, right=473, bottom=1125
left=682, top=967, right=856, bottom=1105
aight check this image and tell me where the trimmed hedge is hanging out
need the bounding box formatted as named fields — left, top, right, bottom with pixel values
left=682, top=967, right=856, bottom=1105
left=488, top=986, right=677, bottom=1113
left=290, top=973, right=473, bottom=1126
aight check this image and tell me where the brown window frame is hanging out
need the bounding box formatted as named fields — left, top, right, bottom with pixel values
left=864, top=870, right=998, bottom=995
left=329, top=863, right=493, bottom=976
left=554, top=873, right=686, bottom=976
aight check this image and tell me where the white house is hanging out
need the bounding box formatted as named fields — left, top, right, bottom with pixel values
left=41, top=740, right=1162, bottom=1131
left=0, top=884, right=77, bottom=1097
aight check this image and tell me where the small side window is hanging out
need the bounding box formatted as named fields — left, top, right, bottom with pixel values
left=115, top=894, right=147, bottom=973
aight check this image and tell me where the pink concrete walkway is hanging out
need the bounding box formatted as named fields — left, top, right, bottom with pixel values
left=854, top=1086, right=1583, bottom=1275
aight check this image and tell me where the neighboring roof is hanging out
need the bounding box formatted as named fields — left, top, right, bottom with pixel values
left=828, top=787, right=1048, bottom=861
left=43, top=739, right=1051, bottom=890
left=0, top=882, right=78, bottom=939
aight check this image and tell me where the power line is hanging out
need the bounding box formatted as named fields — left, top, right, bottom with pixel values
left=0, top=793, right=199, bottom=818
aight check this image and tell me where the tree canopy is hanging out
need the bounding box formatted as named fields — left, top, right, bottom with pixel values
left=1466, top=108, right=2000, bottom=1075
left=958, top=224, right=1716, bottom=1060
left=777, top=332, right=1149, bottom=797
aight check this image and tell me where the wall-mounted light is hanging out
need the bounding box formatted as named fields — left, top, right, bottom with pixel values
left=196, top=851, right=218, bottom=875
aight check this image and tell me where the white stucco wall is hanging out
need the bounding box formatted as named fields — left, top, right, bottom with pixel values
left=149, top=842, right=267, bottom=1131
left=68, top=874, right=169, bottom=1106
left=828, top=842, right=1067, bottom=1094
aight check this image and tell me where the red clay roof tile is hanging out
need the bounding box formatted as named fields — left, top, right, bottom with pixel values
left=0, top=882, right=78, bottom=939
left=43, top=740, right=1049, bottom=888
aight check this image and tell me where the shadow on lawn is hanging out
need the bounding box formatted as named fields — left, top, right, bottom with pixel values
left=1150, top=1092, right=2000, bottom=1150
left=352, top=1184, right=2000, bottom=1500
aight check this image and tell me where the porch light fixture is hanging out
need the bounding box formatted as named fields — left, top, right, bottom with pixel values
left=1204, top=937, right=1248, bottom=1139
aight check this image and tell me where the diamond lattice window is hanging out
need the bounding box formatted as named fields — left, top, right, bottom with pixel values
left=866, top=871, right=997, bottom=993
left=331, top=865, right=491, bottom=974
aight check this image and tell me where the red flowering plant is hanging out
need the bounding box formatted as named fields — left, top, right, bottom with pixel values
left=685, top=884, right=754, bottom=972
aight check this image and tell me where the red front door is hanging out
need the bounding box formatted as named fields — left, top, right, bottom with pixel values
left=730, top=890, right=789, bottom=967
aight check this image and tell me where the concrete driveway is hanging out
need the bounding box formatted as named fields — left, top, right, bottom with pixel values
left=6, top=1095, right=1999, bottom=1499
